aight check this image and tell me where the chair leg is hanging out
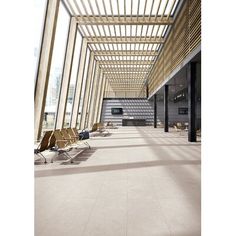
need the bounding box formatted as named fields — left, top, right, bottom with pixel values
left=85, top=141, right=91, bottom=149
left=38, top=153, right=47, bottom=164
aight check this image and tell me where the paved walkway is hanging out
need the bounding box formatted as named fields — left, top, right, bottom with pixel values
left=35, top=127, right=201, bottom=236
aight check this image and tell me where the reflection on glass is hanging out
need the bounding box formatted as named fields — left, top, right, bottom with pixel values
left=64, top=30, right=83, bottom=128
left=42, top=2, right=70, bottom=132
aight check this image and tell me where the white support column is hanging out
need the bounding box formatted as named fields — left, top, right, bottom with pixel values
left=55, top=17, right=77, bottom=129
left=84, top=62, right=97, bottom=129
left=93, top=71, right=104, bottom=124
left=87, top=64, right=101, bottom=128
left=79, top=52, right=95, bottom=129
left=70, top=38, right=88, bottom=128
left=97, top=75, right=107, bottom=123
left=34, top=0, right=60, bottom=140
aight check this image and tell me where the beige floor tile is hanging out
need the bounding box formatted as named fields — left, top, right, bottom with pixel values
left=83, top=197, right=127, bottom=236
left=35, top=127, right=201, bottom=236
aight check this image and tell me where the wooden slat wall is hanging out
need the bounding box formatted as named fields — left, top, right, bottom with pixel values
left=148, top=0, right=201, bottom=95
left=104, top=80, right=146, bottom=98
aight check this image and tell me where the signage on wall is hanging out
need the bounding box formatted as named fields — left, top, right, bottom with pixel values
left=178, top=107, right=188, bottom=115
left=174, top=88, right=188, bottom=103
left=111, top=108, right=123, bottom=115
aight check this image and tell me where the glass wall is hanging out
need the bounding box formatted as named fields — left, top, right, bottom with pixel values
left=64, top=29, right=83, bottom=127
left=42, top=2, right=70, bottom=132
left=76, top=48, right=90, bottom=128
left=34, top=0, right=47, bottom=82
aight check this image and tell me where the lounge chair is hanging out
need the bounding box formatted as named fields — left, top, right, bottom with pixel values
left=51, top=130, right=85, bottom=163
left=91, top=123, right=109, bottom=137
left=105, top=121, right=118, bottom=129
left=34, top=130, right=53, bottom=163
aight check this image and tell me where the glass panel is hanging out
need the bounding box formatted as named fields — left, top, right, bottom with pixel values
left=34, top=0, right=47, bottom=83
left=64, top=30, right=83, bottom=128
left=42, top=2, right=70, bottom=132
left=77, top=48, right=91, bottom=128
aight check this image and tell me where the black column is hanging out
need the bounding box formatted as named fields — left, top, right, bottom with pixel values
left=187, top=62, right=197, bottom=142
left=154, top=94, right=157, bottom=128
left=164, top=85, right=169, bottom=132
left=146, top=84, right=149, bottom=98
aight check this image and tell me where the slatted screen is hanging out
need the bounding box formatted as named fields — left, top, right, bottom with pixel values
left=148, top=0, right=201, bottom=95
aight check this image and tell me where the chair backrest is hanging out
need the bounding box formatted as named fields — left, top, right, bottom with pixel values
left=97, top=123, right=105, bottom=130
left=61, top=128, right=73, bottom=144
left=177, top=122, right=182, bottom=128
left=72, top=127, right=79, bottom=136
left=47, top=132, right=56, bottom=149
left=67, top=128, right=76, bottom=139
left=38, top=130, right=53, bottom=152
left=53, top=130, right=68, bottom=149
left=91, top=123, right=98, bottom=132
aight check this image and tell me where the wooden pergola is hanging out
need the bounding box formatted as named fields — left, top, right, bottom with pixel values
left=63, top=0, right=180, bottom=91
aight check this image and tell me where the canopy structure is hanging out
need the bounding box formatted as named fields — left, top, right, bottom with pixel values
left=34, top=0, right=201, bottom=140
left=63, top=0, right=180, bottom=93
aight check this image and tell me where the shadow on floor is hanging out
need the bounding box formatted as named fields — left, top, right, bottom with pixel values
left=35, top=148, right=97, bottom=165
left=35, top=159, right=201, bottom=178
left=90, top=132, right=113, bottom=138
left=94, top=136, right=187, bottom=140
left=92, top=143, right=201, bottom=149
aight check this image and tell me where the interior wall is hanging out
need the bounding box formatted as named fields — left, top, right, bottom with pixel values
left=157, top=100, right=201, bottom=129
left=101, top=98, right=154, bottom=126
left=100, top=98, right=201, bottom=128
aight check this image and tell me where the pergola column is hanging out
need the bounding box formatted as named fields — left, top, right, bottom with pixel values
left=164, top=85, right=169, bottom=132
left=154, top=94, right=157, bottom=128
left=84, top=62, right=97, bottom=129
left=87, top=64, right=101, bottom=128
left=187, top=62, right=197, bottom=142
left=70, top=38, right=88, bottom=128
left=55, top=17, right=77, bottom=129
left=97, top=76, right=106, bottom=123
left=93, top=71, right=104, bottom=123
left=34, top=0, right=60, bottom=141
left=79, top=52, right=95, bottom=129
left=146, top=84, right=149, bottom=98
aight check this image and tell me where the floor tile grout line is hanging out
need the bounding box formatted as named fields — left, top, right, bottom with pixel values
left=80, top=177, right=107, bottom=236
left=147, top=170, right=173, bottom=236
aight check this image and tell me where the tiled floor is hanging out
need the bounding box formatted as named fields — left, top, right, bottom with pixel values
left=35, top=127, right=201, bottom=236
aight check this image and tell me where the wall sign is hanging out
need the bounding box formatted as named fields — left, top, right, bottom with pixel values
left=178, top=107, right=188, bottom=115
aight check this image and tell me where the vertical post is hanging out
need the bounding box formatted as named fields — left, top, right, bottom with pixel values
left=154, top=94, right=157, bottom=128
left=146, top=84, right=149, bottom=98
left=164, top=85, right=169, bottom=132
left=187, top=62, right=197, bottom=142
left=93, top=72, right=104, bottom=123
left=55, top=17, right=77, bottom=129
left=84, top=62, right=97, bottom=128
left=70, top=38, right=87, bottom=128
left=80, top=52, right=95, bottom=129
left=87, top=64, right=100, bottom=128
left=97, top=76, right=106, bottom=123
left=34, top=0, right=60, bottom=141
